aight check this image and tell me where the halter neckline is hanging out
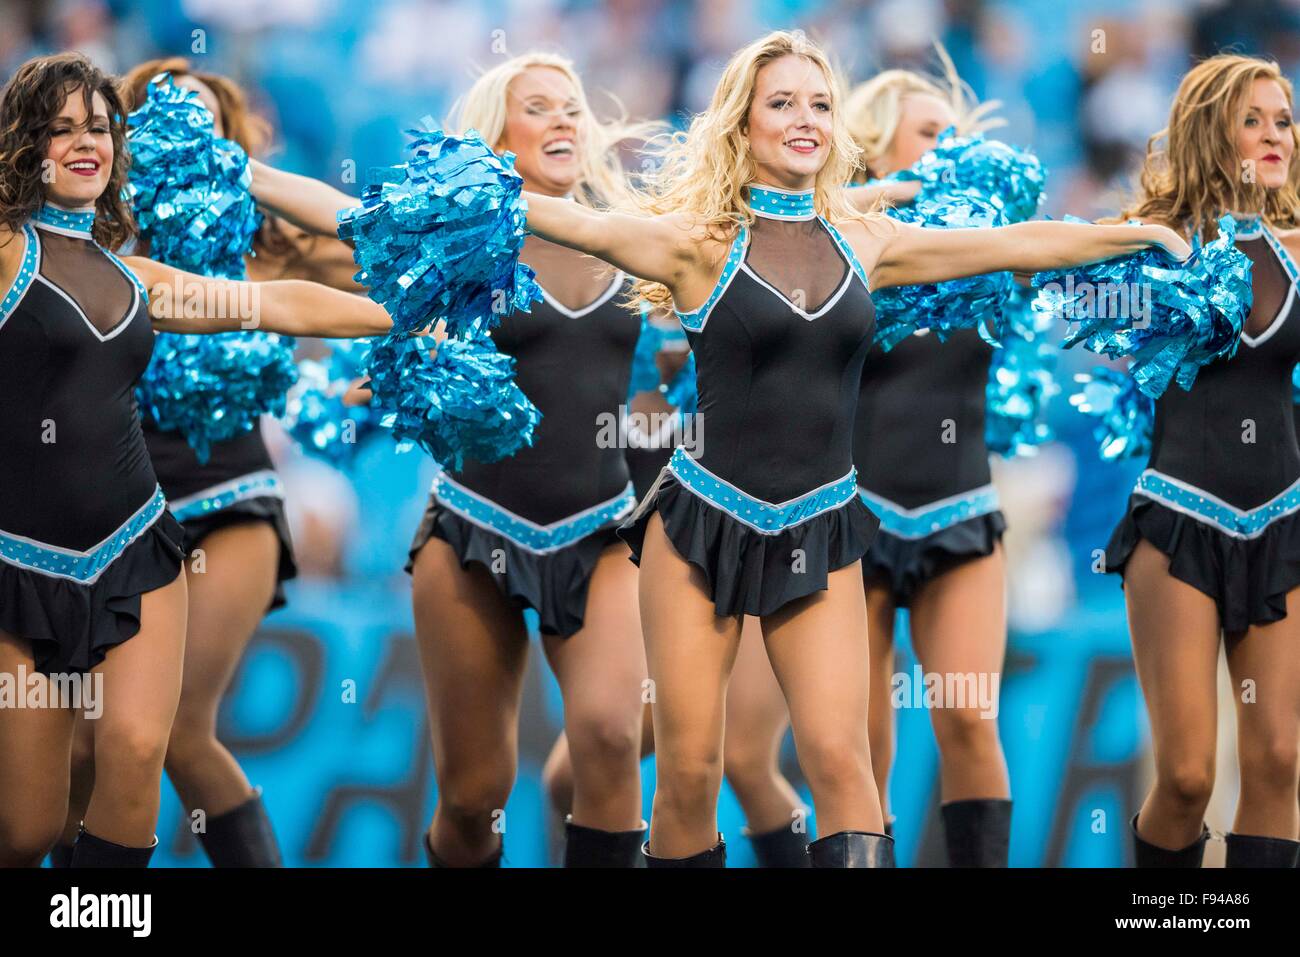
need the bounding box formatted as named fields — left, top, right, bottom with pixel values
left=747, top=183, right=816, bottom=221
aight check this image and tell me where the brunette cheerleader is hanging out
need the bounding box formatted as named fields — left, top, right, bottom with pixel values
left=520, top=30, right=1189, bottom=867
left=47, top=58, right=368, bottom=869
left=1104, top=55, right=1300, bottom=868
left=0, top=53, right=390, bottom=867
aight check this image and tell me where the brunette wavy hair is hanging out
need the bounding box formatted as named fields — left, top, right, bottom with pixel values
left=0, top=52, right=135, bottom=250
left=119, top=56, right=299, bottom=263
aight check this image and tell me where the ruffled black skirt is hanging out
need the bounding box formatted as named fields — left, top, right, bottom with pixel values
left=618, top=469, right=880, bottom=617
left=863, top=511, right=1006, bottom=608
left=1104, top=496, right=1300, bottom=634
left=177, top=496, right=297, bottom=612
left=406, top=500, right=625, bottom=638
left=0, top=512, right=186, bottom=676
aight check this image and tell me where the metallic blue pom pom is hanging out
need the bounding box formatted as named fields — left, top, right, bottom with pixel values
left=362, top=332, right=541, bottom=471
left=1293, top=363, right=1300, bottom=406
left=873, top=195, right=1015, bottom=350
left=1032, top=215, right=1251, bottom=398
left=137, top=331, right=298, bottom=464
left=985, top=290, right=1059, bottom=457
left=892, top=127, right=1046, bottom=225
left=1069, top=366, right=1155, bottom=462
left=126, top=73, right=262, bottom=280
left=127, top=74, right=298, bottom=463
left=281, top=340, right=380, bottom=469
left=337, top=125, right=543, bottom=339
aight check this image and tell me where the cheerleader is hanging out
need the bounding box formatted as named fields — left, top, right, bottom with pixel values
left=844, top=62, right=1012, bottom=865
left=0, top=53, right=391, bottom=867
left=47, top=58, right=365, bottom=869
left=544, top=334, right=815, bottom=867
left=521, top=30, right=1188, bottom=866
left=1103, top=55, right=1300, bottom=867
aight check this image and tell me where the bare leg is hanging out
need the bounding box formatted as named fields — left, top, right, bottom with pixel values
left=541, top=544, right=647, bottom=831
left=165, top=523, right=279, bottom=817
left=760, top=562, right=882, bottom=836
left=1124, top=541, right=1221, bottom=849
left=864, top=581, right=896, bottom=821
left=640, top=513, right=744, bottom=857
left=1227, top=587, right=1300, bottom=839
left=411, top=537, right=529, bottom=865
left=0, top=631, right=77, bottom=866
left=908, top=547, right=1010, bottom=801
left=722, top=617, right=803, bottom=833
left=82, top=574, right=188, bottom=847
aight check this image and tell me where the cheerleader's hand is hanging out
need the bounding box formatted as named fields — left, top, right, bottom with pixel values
left=846, top=179, right=920, bottom=213
left=1147, top=225, right=1191, bottom=262
left=342, top=378, right=373, bottom=407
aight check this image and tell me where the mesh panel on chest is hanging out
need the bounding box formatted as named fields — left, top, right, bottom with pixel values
left=522, top=236, right=619, bottom=311
left=37, top=233, right=134, bottom=336
left=1239, top=236, right=1291, bottom=339
left=744, top=217, right=848, bottom=313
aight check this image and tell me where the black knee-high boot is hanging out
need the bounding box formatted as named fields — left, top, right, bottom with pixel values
left=807, top=830, right=894, bottom=868
left=197, top=789, right=282, bottom=868
left=69, top=828, right=157, bottom=868
left=563, top=817, right=647, bottom=868
left=642, top=834, right=726, bottom=868
left=941, top=799, right=1012, bottom=867
left=1130, top=813, right=1208, bottom=868
left=47, top=843, right=75, bottom=868
left=422, top=832, right=503, bottom=868
left=745, top=824, right=810, bottom=868
left=1224, top=832, right=1300, bottom=868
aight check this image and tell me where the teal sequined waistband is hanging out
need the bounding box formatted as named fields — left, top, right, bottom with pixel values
left=0, top=485, right=168, bottom=584
left=857, top=484, right=1000, bottom=540
left=433, top=473, right=635, bottom=555
left=1133, top=470, right=1300, bottom=540
left=667, top=448, right=858, bottom=534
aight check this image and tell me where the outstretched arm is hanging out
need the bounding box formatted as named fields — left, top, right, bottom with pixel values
left=845, top=179, right=921, bottom=213
left=523, top=192, right=695, bottom=289
left=868, top=219, right=1190, bottom=290
left=125, top=257, right=391, bottom=337
left=250, top=159, right=358, bottom=239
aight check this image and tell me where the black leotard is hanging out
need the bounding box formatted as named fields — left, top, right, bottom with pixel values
left=1105, top=215, right=1300, bottom=631
left=0, top=206, right=184, bottom=672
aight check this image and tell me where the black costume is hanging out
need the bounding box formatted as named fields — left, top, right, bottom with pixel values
left=0, top=205, right=184, bottom=673
left=620, top=184, right=880, bottom=616
left=1105, top=215, right=1300, bottom=632
left=854, top=328, right=1005, bottom=606
left=144, top=424, right=296, bottom=609
left=407, top=247, right=640, bottom=637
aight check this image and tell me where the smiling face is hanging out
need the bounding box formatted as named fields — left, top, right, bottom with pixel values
left=496, top=65, right=583, bottom=196
left=873, top=92, right=956, bottom=177
left=44, top=85, right=113, bottom=209
left=1237, top=76, right=1294, bottom=192
left=745, top=54, right=834, bottom=189
left=173, top=73, right=225, bottom=137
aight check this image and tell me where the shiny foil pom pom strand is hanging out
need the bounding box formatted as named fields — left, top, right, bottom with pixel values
left=127, top=73, right=297, bottom=463
left=361, top=332, right=541, bottom=471
left=1032, top=215, right=1251, bottom=398
left=1069, top=366, right=1155, bottom=462
left=872, top=195, right=1015, bottom=351
left=281, top=340, right=381, bottom=470
left=985, top=289, right=1059, bottom=457
left=892, top=127, right=1047, bottom=225
left=337, top=124, right=543, bottom=340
